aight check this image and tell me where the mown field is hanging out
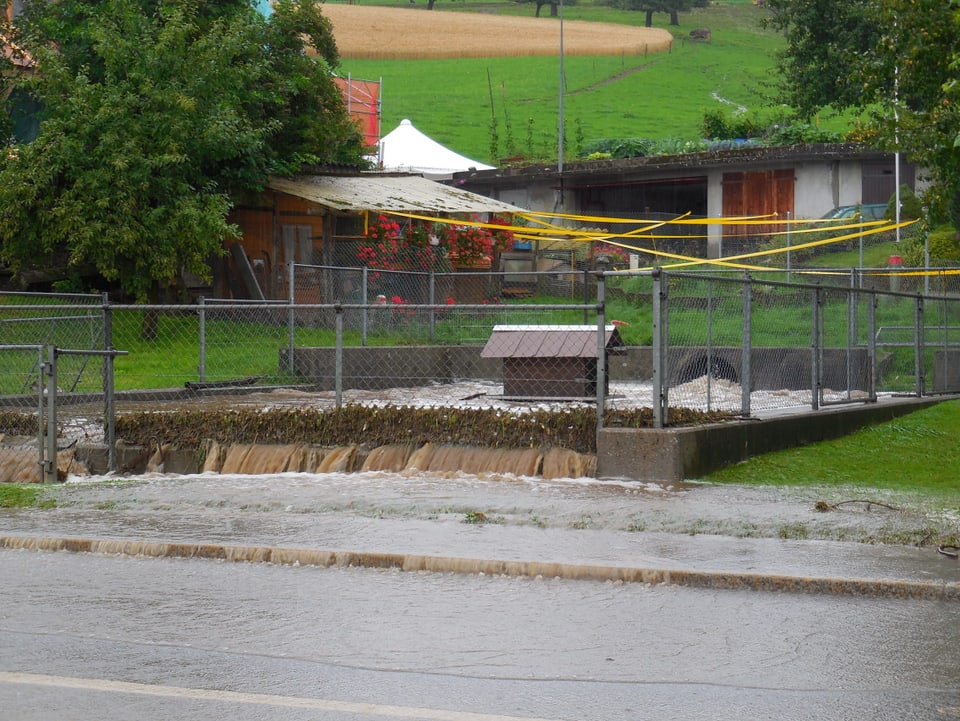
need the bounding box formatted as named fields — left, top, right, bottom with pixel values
left=328, top=0, right=796, bottom=164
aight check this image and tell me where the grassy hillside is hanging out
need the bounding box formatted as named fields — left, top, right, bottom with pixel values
left=333, top=0, right=798, bottom=165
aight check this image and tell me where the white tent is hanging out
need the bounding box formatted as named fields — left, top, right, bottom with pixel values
left=378, top=119, right=495, bottom=180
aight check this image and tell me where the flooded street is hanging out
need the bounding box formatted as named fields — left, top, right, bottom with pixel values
left=1, top=467, right=959, bottom=720
left=2, top=546, right=960, bottom=721
left=2, top=452, right=959, bottom=721
left=7, top=468, right=959, bottom=553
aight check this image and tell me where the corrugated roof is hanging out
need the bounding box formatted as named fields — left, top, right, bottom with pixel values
left=267, top=174, right=524, bottom=214
left=481, top=325, right=625, bottom=359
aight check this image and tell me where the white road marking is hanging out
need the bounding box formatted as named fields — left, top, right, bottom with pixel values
left=0, top=672, right=562, bottom=721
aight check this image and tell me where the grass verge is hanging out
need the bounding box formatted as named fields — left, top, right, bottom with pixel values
left=0, top=484, right=55, bottom=509
left=705, top=399, right=960, bottom=499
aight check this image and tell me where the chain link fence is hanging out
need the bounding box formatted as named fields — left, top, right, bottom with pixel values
left=616, top=268, right=960, bottom=426
left=3, top=266, right=960, bottom=477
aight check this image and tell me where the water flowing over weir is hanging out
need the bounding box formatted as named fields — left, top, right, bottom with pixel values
left=196, top=441, right=596, bottom=479
left=0, top=441, right=595, bottom=482
left=0, top=446, right=89, bottom=484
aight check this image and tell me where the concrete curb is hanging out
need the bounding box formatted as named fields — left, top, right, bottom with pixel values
left=2, top=534, right=957, bottom=601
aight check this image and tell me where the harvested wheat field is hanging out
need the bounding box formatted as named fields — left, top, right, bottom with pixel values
left=321, top=4, right=674, bottom=59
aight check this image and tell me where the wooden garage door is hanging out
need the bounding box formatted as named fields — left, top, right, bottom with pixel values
left=722, top=169, right=795, bottom=238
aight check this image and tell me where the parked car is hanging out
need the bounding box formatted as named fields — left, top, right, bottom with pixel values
left=820, top=204, right=888, bottom=222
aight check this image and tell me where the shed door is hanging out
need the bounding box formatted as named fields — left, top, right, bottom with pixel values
left=282, top=224, right=313, bottom=265
left=722, top=169, right=795, bottom=237
left=862, top=160, right=915, bottom=205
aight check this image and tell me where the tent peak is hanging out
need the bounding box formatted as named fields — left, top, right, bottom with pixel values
left=378, top=118, right=495, bottom=180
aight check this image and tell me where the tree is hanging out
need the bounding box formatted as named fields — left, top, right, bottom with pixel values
left=534, top=0, right=558, bottom=18
left=0, top=0, right=365, bottom=301
left=765, top=0, right=960, bottom=225
left=605, top=0, right=708, bottom=27
left=763, top=0, right=881, bottom=116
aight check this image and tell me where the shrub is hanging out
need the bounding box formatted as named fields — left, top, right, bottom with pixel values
left=579, top=137, right=655, bottom=159
left=904, top=224, right=960, bottom=266
left=889, top=184, right=923, bottom=221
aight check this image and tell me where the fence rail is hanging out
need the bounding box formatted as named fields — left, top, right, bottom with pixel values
left=2, top=266, right=959, bottom=478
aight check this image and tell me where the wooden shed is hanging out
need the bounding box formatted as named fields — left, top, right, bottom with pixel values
left=224, top=171, right=524, bottom=302
left=481, top=325, right=625, bottom=399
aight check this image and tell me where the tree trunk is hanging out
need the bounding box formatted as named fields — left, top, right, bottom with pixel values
left=670, top=10, right=679, bottom=25
left=141, top=310, right=158, bottom=342
left=645, top=10, right=653, bottom=27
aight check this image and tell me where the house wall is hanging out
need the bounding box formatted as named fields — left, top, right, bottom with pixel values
left=227, top=191, right=325, bottom=301
left=794, top=159, right=843, bottom=217
left=496, top=185, right=548, bottom=213
left=454, top=148, right=918, bottom=261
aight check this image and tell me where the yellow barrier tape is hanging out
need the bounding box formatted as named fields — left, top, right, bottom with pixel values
left=381, top=208, right=908, bottom=234
left=506, top=209, right=778, bottom=225
left=361, top=210, right=921, bottom=273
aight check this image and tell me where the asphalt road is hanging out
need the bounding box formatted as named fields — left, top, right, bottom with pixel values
left=1, top=470, right=958, bottom=720
left=2, top=548, right=960, bottom=721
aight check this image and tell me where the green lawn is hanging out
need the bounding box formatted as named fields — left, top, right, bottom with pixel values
left=706, top=398, right=960, bottom=499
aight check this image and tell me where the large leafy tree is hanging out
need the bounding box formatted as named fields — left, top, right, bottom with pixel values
left=0, top=0, right=365, bottom=301
left=604, top=0, right=709, bottom=27
left=765, top=0, right=960, bottom=224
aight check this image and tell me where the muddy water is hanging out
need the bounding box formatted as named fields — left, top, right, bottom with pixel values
left=0, top=446, right=89, bottom=484
left=9, top=468, right=956, bottom=553
left=196, top=441, right=594, bottom=477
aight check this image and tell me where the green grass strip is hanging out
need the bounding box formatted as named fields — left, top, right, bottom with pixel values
left=706, top=399, right=960, bottom=497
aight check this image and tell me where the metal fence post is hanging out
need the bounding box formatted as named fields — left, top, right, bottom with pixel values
left=915, top=295, right=925, bottom=396
left=102, top=293, right=116, bottom=472
left=362, top=266, right=369, bottom=346
left=847, top=271, right=857, bottom=401
left=652, top=268, right=667, bottom=428
left=867, top=291, right=877, bottom=402
left=198, top=296, right=206, bottom=382
left=43, top=345, right=58, bottom=484
left=741, top=273, right=752, bottom=417
left=287, top=263, right=296, bottom=373
left=35, top=346, right=44, bottom=480
left=595, top=270, right=606, bottom=437
left=811, top=285, right=822, bottom=411
left=335, top=304, right=344, bottom=408
left=429, top=269, right=436, bottom=343
left=938, top=294, right=951, bottom=392
left=785, top=211, right=792, bottom=275
left=706, top=279, right=714, bottom=411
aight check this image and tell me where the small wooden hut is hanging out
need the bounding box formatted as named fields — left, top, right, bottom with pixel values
left=481, top=325, right=625, bottom=398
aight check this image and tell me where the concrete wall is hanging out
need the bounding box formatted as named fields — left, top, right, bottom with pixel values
left=934, top=350, right=960, bottom=393
left=282, top=345, right=501, bottom=390
left=287, top=345, right=870, bottom=393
